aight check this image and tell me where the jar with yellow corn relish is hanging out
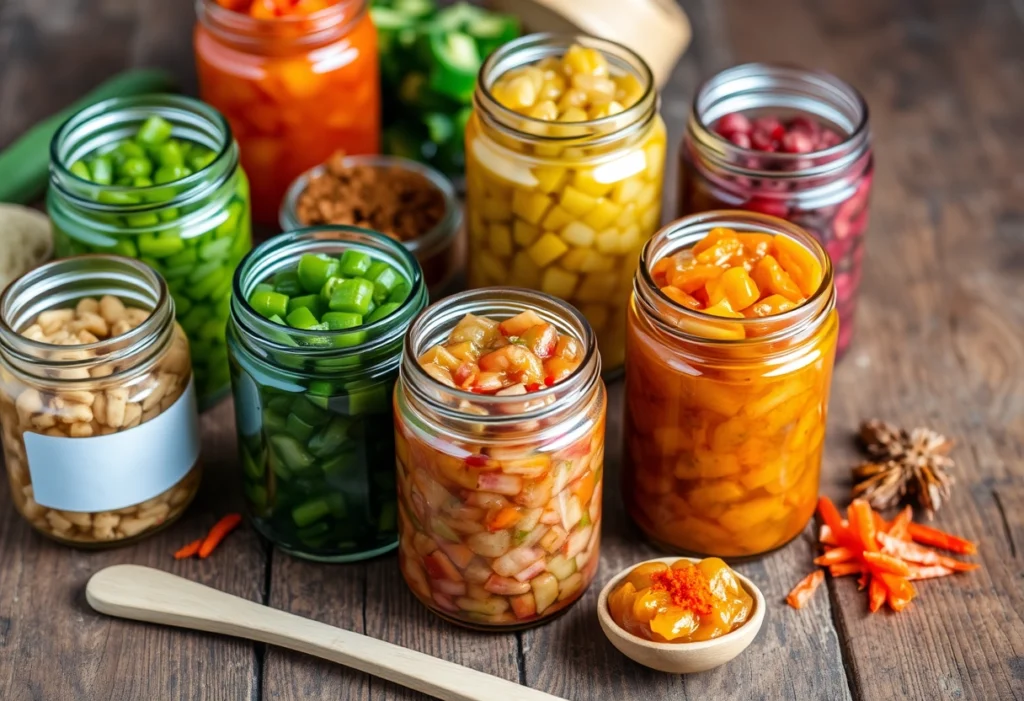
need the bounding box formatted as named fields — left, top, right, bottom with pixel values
left=624, top=211, right=838, bottom=558
left=465, top=34, right=667, bottom=373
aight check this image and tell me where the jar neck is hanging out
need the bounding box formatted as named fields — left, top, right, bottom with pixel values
left=399, top=288, right=602, bottom=436
left=49, top=95, right=239, bottom=228
left=685, top=63, right=871, bottom=191
left=229, top=226, right=426, bottom=378
left=0, top=256, right=176, bottom=382
left=634, top=211, right=836, bottom=361
left=196, top=0, right=366, bottom=53
left=473, top=33, right=659, bottom=155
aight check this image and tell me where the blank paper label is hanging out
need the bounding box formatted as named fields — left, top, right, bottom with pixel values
left=24, top=380, right=201, bottom=512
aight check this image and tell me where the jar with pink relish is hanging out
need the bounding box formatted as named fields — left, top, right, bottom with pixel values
left=677, top=63, right=871, bottom=357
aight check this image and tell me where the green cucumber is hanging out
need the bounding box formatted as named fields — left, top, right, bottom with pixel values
left=0, top=69, right=178, bottom=204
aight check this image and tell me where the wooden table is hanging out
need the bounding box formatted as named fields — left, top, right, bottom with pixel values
left=2, top=1, right=1023, bottom=699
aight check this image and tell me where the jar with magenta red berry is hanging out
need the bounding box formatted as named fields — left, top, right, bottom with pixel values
left=677, top=63, right=871, bottom=356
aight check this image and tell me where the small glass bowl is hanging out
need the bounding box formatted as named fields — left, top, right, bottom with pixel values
left=280, top=155, right=463, bottom=298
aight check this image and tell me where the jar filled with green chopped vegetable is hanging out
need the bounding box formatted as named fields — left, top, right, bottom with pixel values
left=47, top=95, right=252, bottom=409
left=228, top=226, right=427, bottom=562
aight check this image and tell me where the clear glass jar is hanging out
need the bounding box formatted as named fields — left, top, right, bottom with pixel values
left=465, top=33, right=667, bottom=374
left=194, top=0, right=380, bottom=224
left=279, top=155, right=463, bottom=298
left=395, top=288, right=606, bottom=630
left=677, top=63, right=871, bottom=357
left=0, top=256, right=201, bottom=547
left=624, top=211, right=838, bottom=558
left=227, top=226, right=427, bottom=562
left=48, top=94, right=252, bottom=409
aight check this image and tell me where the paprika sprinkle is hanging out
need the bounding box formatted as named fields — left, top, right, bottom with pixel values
left=607, top=558, right=753, bottom=643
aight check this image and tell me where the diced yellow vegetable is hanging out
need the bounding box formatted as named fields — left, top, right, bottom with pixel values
left=559, top=186, right=598, bottom=216
left=542, top=205, right=575, bottom=231
left=575, top=273, right=617, bottom=302
left=618, top=225, right=642, bottom=255
left=636, top=183, right=658, bottom=210
left=527, top=233, right=569, bottom=267
left=490, top=223, right=513, bottom=257
left=582, top=198, right=621, bottom=231
left=493, top=74, right=538, bottom=110
left=560, top=248, right=588, bottom=272
left=533, top=166, right=568, bottom=193
left=478, top=250, right=506, bottom=284
left=510, top=252, right=543, bottom=288
left=595, top=228, right=621, bottom=254
left=611, top=177, right=644, bottom=205
left=513, top=219, right=540, bottom=247
left=640, top=206, right=660, bottom=232
left=645, top=141, right=665, bottom=181
left=561, top=221, right=595, bottom=248
left=572, top=168, right=614, bottom=198
left=615, top=203, right=637, bottom=228
left=512, top=189, right=552, bottom=225
left=563, top=44, right=607, bottom=76
left=541, top=267, right=580, bottom=298
left=579, top=250, right=614, bottom=273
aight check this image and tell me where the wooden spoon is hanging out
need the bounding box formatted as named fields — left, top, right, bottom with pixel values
left=86, top=564, right=565, bottom=701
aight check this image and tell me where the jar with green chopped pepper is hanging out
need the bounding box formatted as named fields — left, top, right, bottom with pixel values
left=47, top=95, right=252, bottom=408
left=228, top=226, right=427, bottom=562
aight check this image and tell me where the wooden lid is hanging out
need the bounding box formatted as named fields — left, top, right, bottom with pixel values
left=485, top=0, right=691, bottom=87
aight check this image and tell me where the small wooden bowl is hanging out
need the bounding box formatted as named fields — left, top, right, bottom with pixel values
left=596, top=556, right=766, bottom=674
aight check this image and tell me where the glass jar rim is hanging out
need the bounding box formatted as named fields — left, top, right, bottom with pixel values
left=635, top=210, right=835, bottom=348
left=230, top=225, right=426, bottom=360
left=688, top=62, right=870, bottom=179
left=0, top=255, right=175, bottom=379
left=474, top=33, right=659, bottom=148
left=195, top=0, right=366, bottom=49
left=279, top=155, right=463, bottom=260
left=49, top=94, right=237, bottom=213
left=401, top=287, right=601, bottom=424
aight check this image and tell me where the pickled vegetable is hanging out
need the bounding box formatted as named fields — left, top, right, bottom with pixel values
left=608, top=558, right=753, bottom=642
left=50, top=111, right=252, bottom=407
left=416, top=310, right=584, bottom=393
left=195, top=0, right=380, bottom=223
left=465, top=40, right=666, bottom=371
left=624, top=223, right=838, bottom=557
left=396, top=308, right=604, bottom=628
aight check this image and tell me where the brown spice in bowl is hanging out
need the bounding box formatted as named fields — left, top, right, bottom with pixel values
left=295, top=151, right=446, bottom=241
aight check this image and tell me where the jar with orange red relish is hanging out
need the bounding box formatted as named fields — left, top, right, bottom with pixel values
left=624, top=211, right=838, bottom=558
left=678, top=64, right=871, bottom=357
left=394, top=288, right=606, bottom=629
left=194, top=0, right=380, bottom=224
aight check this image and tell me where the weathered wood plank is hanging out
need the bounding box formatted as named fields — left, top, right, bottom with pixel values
left=722, top=1, right=1024, bottom=699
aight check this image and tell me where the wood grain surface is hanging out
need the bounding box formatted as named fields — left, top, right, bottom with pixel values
left=1, top=0, right=1022, bottom=699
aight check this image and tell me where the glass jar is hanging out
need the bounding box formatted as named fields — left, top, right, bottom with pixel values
left=395, top=288, right=606, bottom=630
left=677, top=63, right=871, bottom=357
left=0, top=256, right=202, bottom=547
left=227, top=226, right=426, bottom=562
left=195, top=0, right=380, bottom=224
left=624, top=211, right=838, bottom=558
left=465, top=34, right=667, bottom=373
left=279, top=155, right=463, bottom=298
left=48, top=94, right=252, bottom=409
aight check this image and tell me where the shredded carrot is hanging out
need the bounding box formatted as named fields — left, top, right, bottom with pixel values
left=907, top=523, right=977, bottom=555
left=863, top=551, right=911, bottom=577
left=868, top=577, right=886, bottom=613
left=486, top=506, right=523, bottom=533
left=650, top=566, right=713, bottom=616
left=792, top=497, right=980, bottom=614
left=198, top=513, right=243, bottom=559
left=887, top=506, right=913, bottom=541
left=786, top=570, right=825, bottom=609
left=173, top=538, right=203, bottom=560
left=814, top=546, right=857, bottom=566
left=829, top=562, right=864, bottom=578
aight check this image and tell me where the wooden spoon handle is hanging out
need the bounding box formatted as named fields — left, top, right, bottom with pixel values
left=86, top=565, right=565, bottom=701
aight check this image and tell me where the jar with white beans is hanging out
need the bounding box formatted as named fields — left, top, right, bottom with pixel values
left=0, top=256, right=202, bottom=546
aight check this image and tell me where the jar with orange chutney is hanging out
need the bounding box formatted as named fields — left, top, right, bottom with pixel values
left=624, top=211, right=838, bottom=558
left=194, top=0, right=380, bottom=224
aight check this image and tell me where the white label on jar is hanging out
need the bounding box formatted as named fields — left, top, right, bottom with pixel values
left=24, top=380, right=201, bottom=512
